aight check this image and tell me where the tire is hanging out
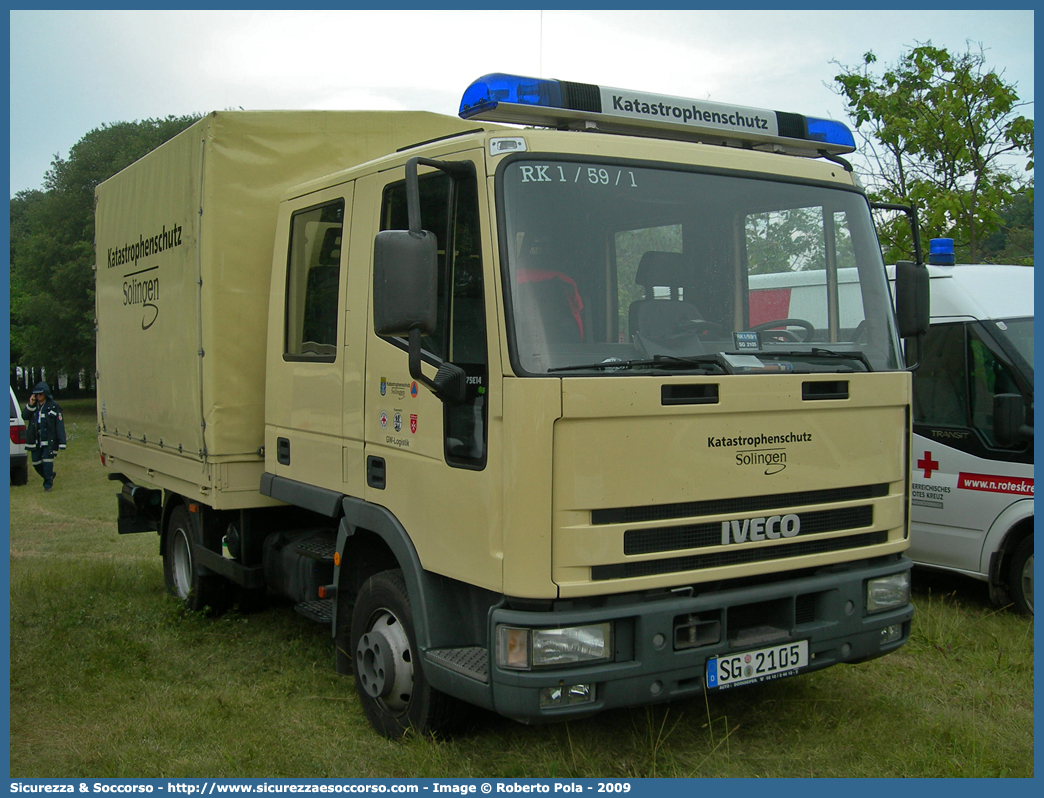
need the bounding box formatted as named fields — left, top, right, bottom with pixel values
left=11, top=461, right=28, bottom=486
left=163, top=504, right=228, bottom=614
left=1008, top=536, right=1033, bottom=615
left=350, top=569, right=459, bottom=739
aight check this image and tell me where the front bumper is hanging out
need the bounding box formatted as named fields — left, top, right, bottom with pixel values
left=487, top=555, right=912, bottom=723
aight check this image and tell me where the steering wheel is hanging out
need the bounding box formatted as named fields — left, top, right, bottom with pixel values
left=749, top=318, right=815, bottom=343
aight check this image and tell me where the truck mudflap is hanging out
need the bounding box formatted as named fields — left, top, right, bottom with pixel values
left=483, top=555, right=912, bottom=723
left=109, top=473, right=162, bottom=535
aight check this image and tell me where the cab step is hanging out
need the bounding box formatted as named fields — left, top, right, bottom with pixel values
left=426, top=646, right=489, bottom=684
left=292, top=534, right=336, bottom=563
left=295, top=598, right=334, bottom=624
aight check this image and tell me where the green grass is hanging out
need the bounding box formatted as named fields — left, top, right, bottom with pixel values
left=8, top=400, right=1034, bottom=777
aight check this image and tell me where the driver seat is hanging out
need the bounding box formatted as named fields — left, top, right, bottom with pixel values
left=628, top=251, right=702, bottom=339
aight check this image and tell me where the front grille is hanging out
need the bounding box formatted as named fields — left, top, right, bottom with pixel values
left=592, top=530, right=888, bottom=581
left=624, top=506, right=873, bottom=555
left=592, top=484, right=888, bottom=526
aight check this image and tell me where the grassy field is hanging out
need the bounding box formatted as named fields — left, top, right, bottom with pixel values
left=8, top=399, right=1034, bottom=778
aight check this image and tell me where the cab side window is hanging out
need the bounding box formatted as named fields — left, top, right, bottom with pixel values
left=911, top=323, right=968, bottom=427
left=912, top=321, right=1029, bottom=448
left=968, top=323, right=1025, bottom=446
left=284, top=200, right=345, bottom=360
left=380, top=172, right=488, bottom=469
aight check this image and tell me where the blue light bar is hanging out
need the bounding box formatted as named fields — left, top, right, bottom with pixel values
left=805, top=116, right=856, bottom=151
left=459, top=73, right=856, bottom=157
left=459, top=74, right=564, bottom=117
left=928, top=238, right=956, bottom=265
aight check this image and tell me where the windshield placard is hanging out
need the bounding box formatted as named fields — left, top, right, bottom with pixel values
left=518, top=163, right=640, bottom=190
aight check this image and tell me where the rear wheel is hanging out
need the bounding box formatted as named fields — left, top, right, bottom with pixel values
left=11, top=460, right=28, bottom=486
left=350, top=569, right=458, bottom=738
left=163, top=504, right=228, bottom=614
left=1008, top=536, right=1033, bottom=615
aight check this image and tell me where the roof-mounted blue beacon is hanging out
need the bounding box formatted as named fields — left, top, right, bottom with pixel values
left=928, top=238, right=956, bottom=265
left=459, top=72, right=856, bottom=158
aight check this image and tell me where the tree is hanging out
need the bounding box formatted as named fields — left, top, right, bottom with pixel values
left=980, top=184, right=1034, bottom=265
left=10, top=115, right=201, bottom=387
left=834, top=43, right=1033, bottom=264
left=744, top=207, right=855, bottom=275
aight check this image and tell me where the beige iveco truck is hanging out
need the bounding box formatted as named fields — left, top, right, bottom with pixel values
left=96, top=73, right=929, bottom=738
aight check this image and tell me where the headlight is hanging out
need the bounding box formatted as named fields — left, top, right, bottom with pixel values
left=866, top=572, right=911, bottom=613
left=496, top=623, right=613, bottom=670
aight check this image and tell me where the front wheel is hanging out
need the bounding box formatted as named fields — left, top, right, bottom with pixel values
left=1008, top=536, right=1033, bottom=615
left=350, top=569, right=459, bottom=738
left=163, top=504, right=228, bottom=614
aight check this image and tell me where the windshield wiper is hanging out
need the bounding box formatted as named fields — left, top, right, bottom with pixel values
left=548, top=354, right=728, bottom=374
left=768, top=348, right=873, bottom=372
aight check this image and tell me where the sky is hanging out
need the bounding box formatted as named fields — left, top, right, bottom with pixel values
left=7, top=8, right=1035, bottom=198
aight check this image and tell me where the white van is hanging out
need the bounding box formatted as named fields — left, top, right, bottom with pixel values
left=750, top=250, right=1033, bottom=613
left=889, top=252, right=1033, bottom=613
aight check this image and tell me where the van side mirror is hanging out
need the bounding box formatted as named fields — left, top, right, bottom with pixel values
left=994, top=393, right=1033, bottom=448
left=895, top=260, right=930, bottom=339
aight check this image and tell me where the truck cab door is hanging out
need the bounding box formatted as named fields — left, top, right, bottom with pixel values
left=266, top=184, right=362, bottom=495
left=362, top=153, right=502, bottom=591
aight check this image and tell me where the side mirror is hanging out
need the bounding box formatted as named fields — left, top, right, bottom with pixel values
left=895, top=260, right=930, bottom=339
left=993, top=393, right=1033, bottom=448
left=430, top=353, right=468, bottom=405
left=372, top=230, right=438, bottom=337
left=374, top=236, right=465, bottom=403
left=373, top=156, right=475, bottom=405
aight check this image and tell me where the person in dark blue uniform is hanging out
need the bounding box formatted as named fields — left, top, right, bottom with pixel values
left=22, top=381, right=67, bottom=491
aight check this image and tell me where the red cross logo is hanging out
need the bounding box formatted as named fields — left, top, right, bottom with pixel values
left=917, top=451, right=940, bottom=479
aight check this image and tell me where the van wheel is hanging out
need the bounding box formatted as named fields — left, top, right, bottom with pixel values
left=350, top=569, right=458, bottom=738
left=11, top=462, right=28, bottom=486
left=163, top=504, right=228, bottom=614
left=1008, top=536, right=1033, bottom=615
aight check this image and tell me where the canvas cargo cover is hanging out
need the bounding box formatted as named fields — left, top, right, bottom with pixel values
left=96, top=110, right=477, bottom=498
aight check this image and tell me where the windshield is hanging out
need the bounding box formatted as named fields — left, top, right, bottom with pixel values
left=992, top=317, right=1033, bottom=380
left=499, top=158, right=902, bottom=375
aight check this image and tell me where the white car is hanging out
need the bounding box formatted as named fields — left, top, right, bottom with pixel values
left=10, top=386, right=28, bottom=486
